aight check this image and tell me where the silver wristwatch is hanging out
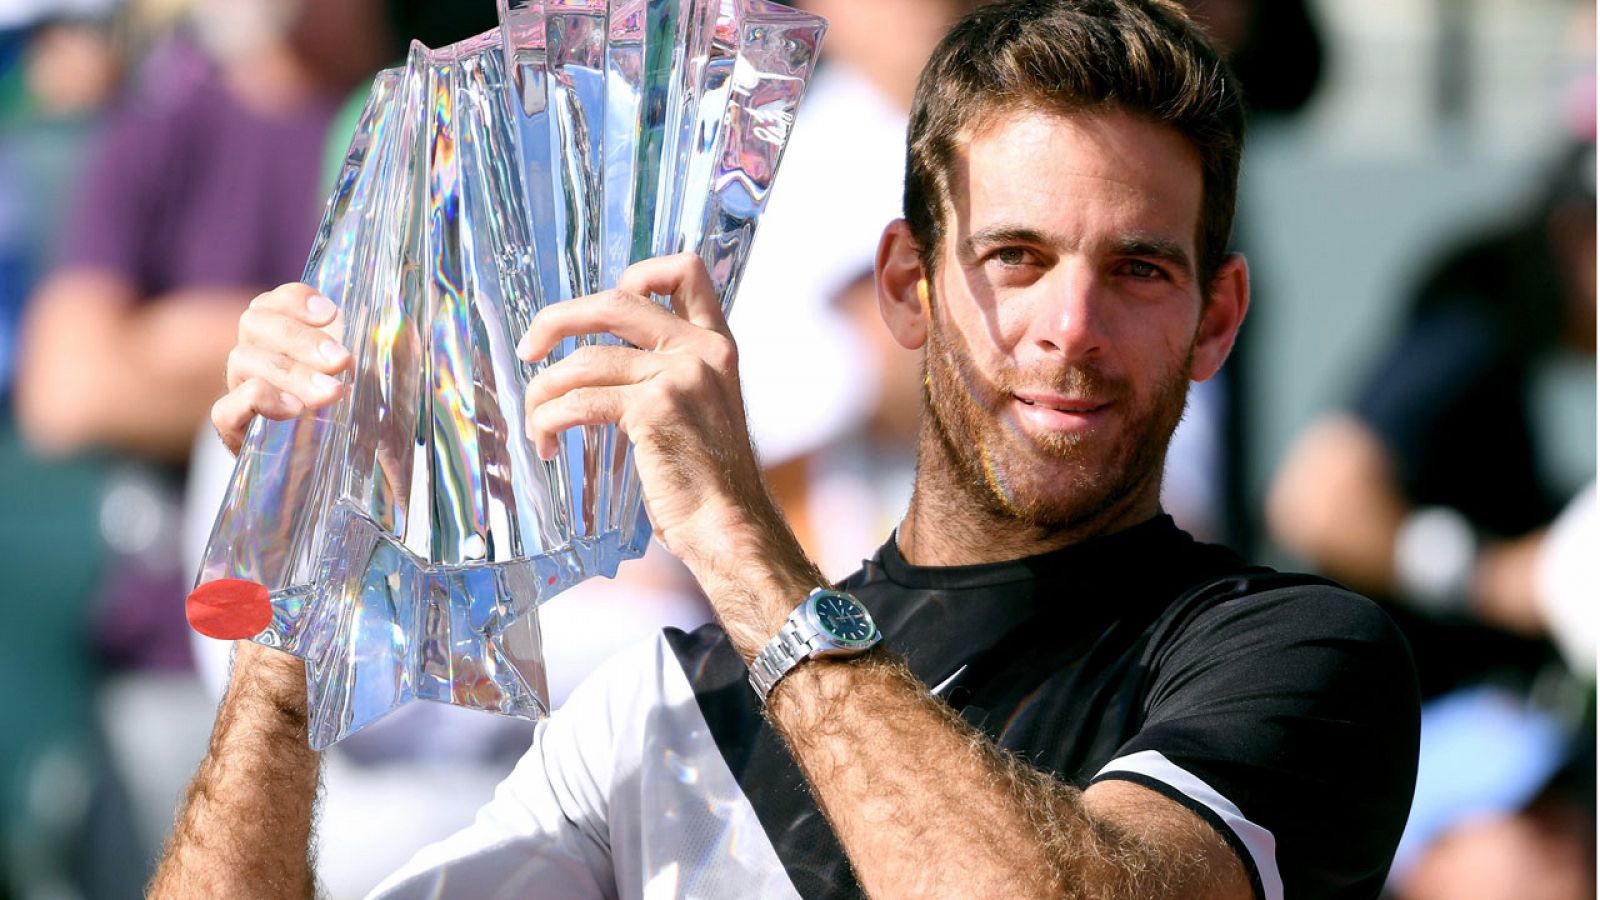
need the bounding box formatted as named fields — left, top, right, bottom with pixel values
left=748, top=587, right=881, bottom=702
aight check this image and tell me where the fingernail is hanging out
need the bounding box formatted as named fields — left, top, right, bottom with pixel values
left=516, top=332, right=532, bottom=359
left=320, top=340, right=348, bottom=365
left=307, top=293, right=336, bottom=319
left=279, top=391, right=302, bottom=412
left=311, top=373, right=341, bottom=395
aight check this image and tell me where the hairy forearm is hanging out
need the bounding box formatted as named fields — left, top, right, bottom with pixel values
left=765, top=654, right=1218, bottom=899
left=683, top=500, right=1236, bottom=899
left=149, top=643, right=321, bottom=899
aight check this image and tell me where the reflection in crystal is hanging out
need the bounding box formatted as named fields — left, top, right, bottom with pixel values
left=192, top=0, right=825, bottom=749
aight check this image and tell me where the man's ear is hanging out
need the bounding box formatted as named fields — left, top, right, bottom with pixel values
left=876, top=219, right=929, bottom=350
left=1190, top=253, right=1250, bottom=382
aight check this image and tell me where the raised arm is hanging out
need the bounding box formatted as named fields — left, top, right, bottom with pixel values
left=149, top=643, right=320, bottom=899
left=150, top=283, right=351, bottom=897
left=765, top=651, right=1249, bottom=898
left=520, top=254, right=1252, bottom=898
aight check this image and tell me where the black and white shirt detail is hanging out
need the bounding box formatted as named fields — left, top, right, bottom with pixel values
left=371, top=516, right=1419, bottom=899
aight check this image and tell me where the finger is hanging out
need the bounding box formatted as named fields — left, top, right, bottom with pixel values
left=250, top=282, right=341, bottom=328
left=518, top=289, right=692, bottom=362
left=524, top=344, right=663, bottom=411
left=226, top=345, right=346, bottom=405
left=615, top=252, right=727, bottom=335
left=237, top=306, right=352, bottom=376
left=525, top=385, right=629, bottom=461
left=211, top=378, right=304, bottom=455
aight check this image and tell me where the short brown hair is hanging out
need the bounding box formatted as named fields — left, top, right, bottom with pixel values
left=904, top=0, right=1246, bottom=286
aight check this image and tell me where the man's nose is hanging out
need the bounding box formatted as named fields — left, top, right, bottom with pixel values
left=1027, top=265, right=1106, bottom=361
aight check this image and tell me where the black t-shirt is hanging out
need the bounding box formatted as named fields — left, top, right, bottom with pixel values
left=668, top=515, right=1420, bottom=899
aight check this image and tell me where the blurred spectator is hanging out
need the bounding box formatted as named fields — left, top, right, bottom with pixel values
left=16, top=0, right=388, bottom=462
left=1268, top=141, right=1595, bottom=692
left=1268, top=139, right=1596, bottom=899
left=9, top=0, right=391, bottom=887
left=1183, top=0, right=1324, bottom=115
left=0, top=15, right=122, bottom=399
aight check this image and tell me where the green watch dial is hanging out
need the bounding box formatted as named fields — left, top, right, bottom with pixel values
left=812, top=592, right=877, bottom=644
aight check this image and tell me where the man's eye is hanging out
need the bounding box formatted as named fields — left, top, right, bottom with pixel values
left=994, top=248, right=1031, bottom=266
left=1123, top=260, right=1164, bottom=279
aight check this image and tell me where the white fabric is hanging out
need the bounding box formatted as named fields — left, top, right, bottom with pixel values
left=1536, top=482, right=1597, bottom=677
left=730, top=64, right=906, bottom=465
left=1094, top=749, right=1283, bottom=900
left=368, top=635, right=799, bottom=900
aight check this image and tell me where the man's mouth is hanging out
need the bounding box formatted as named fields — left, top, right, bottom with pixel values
left=1009, top=391, right=1111, bottom=436
left=1013, top=392, right=1108, bottom=414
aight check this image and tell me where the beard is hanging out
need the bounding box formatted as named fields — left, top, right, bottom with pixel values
left=920, top=310, right=1194, bottom=532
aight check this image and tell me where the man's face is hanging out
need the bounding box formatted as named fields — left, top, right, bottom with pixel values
left=921, top=108, right=1210, bottom=529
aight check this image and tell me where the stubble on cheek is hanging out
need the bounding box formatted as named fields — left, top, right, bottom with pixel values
left=918, top=315, right=1196, bottom=530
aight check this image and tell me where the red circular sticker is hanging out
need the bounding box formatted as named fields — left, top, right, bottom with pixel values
left=186, top=579, right=273, bottom=640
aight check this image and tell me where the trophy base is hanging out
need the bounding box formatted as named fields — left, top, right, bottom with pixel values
left=190, top=501, right=652, bottom=749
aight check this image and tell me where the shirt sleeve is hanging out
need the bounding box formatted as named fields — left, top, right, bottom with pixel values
left=55, top=96, right=175, bottom=285
left=365, top=636, right=667, bottom=899
left=1089, top=581, right=1420, bottom=900
left=1350, top=304, right=1500, bottom=492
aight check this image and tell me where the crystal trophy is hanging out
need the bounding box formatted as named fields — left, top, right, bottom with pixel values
left=187, top=0, right=826, bottom=749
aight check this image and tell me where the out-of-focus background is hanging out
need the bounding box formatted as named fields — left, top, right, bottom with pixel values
left=0, top=0, right=1592, bottom=897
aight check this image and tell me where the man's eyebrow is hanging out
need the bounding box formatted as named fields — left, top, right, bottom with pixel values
left=1113, top=235, right=1194, bottom=275
left=958, top=226, right=1052, bottom=259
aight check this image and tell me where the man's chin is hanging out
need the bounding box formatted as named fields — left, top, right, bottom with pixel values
left=982, top=463, right=1111, bottom=528
left=985, top=437, right=1162, bottom=531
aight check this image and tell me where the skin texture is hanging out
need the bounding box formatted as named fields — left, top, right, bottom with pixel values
left=16, top=273, right=251, bottom=460
left=148, top=642, right=319, bottom=899
left=153, top=108, right=1253, bottom=898
left=884, top=110, right=1249, bottom=565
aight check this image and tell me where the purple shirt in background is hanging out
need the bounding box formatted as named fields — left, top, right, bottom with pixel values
left=56, top=37, right=343, bottom=672
left=60, top=37, right=340, bottom=296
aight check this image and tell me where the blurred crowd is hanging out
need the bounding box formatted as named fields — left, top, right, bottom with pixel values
left=0, top=0, right=1592, bottom=898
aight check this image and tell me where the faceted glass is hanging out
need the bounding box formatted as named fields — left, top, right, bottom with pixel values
left=191, top=0, right=826, bottom=749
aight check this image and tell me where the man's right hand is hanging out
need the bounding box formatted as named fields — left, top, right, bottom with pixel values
left=211, top=282, right=351, bottom=455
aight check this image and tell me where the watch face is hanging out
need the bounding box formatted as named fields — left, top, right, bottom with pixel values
left=812, top=592, right=877, bottom=645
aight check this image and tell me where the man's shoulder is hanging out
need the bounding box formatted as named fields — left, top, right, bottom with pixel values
left=1148, top=565, right=1417, bottom=689
left=1176, top=564, right=1403, bottom=625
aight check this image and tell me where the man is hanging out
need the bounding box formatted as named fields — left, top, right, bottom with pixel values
left=152, top=2, right=1419, bottom=897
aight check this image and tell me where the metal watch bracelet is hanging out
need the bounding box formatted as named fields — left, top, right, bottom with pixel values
left=747, top=614, right=814, bottom=701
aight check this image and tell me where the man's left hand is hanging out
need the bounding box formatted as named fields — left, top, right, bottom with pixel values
left=520, top=253, right=820, bottom=655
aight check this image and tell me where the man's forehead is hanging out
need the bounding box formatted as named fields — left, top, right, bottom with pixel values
left=943, top=107, right=1204, bottom=251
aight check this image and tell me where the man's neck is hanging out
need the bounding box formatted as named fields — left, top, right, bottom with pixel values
left=895, top=430, right=1162, bottom=568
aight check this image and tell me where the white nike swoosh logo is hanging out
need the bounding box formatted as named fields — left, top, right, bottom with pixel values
left=930, top=664, right=968, bottom=698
